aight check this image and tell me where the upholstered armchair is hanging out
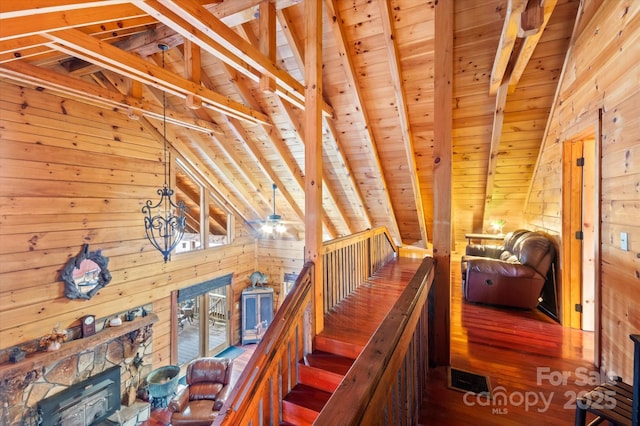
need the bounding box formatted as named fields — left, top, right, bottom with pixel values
left=169, top=357, right=233, bottom=426
left=461, top=230, right=556, bottom=309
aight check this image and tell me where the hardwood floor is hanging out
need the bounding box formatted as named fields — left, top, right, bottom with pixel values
left=420, top=247, right=595, bottom=425
left=144, top=247, right=596, bottom=425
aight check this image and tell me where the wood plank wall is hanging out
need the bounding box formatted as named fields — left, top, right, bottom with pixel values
left=524, top=0, right=640, bottom=381
left=256, top=239, right=305, bottom=308
left=0, top=81, right=260, bottom=367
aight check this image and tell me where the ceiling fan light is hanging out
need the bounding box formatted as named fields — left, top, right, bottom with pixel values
left=275, top=223, right=286, bottom=233
left=262, top=223, right=274, bottom=234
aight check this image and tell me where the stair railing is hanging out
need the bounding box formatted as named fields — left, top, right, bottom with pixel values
left=322, top=227, right=397, bottom=313
left=214, top=227, right=399, bottom=425
left=214, top=262, right=315, bottom=426
left=314, top=256, right=436, bottom=425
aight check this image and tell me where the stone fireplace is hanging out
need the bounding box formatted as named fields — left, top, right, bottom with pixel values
left=0, top=312, right=158, bottom=425
left=37, top=365, right=120, bottom=425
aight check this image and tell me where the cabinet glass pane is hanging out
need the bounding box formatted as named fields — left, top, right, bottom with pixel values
left=259, top=295, right=273, bottom=327
left=244, top=296, right=257, bottom=330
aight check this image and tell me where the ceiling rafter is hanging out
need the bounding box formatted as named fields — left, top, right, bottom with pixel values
left=489, top=0, right=528, bottom=95
left=323, top=0, right=401, bottom=243
left=507, top=0, right=559, bottom=92
left=268, top=9, right=349, bottom=237
left=136, top=0, right=334, bottom=117
left=136, top=115, right=248, bottom=223
left=258, top=0, right=277, bottom=93
left=174, top=131, right=265, bottom=226
left=277, top=5, right=364, bottom=235
left=0, top=3, right=149, bottom=41
left=275, top=97, right=340, bottom=238
left=231, top=15, right=346, bottom=237
left=483, top=80, right=509, bottom=215
left=42, top=28, right=271, bottom=125
left=322, top=117, right=372, bottom=231
left=138, top=51, right=272, bottom=223
left=193, top=84, right=276, bottom=220
left=0, top=17, right=159, bottom=65
left=222, top=114, right=307, bottom=235
left=485, top=0, right=559, bottom=222
left=378, top=0, right=428, bottom=247
left=0, top=60, right=223, bottom=134
left=96, top=63, right=261, bottom=225
left=213, top=61, right=309, bottom=226
left=0, top=0, right=130, bottom=19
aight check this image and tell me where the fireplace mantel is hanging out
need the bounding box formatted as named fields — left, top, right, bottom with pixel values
left=0, top=313, right=158, bottom=384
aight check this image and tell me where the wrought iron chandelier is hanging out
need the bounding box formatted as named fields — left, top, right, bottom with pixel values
left=262, top=183, right=286, bottom=234
left=141, top=43, right=188, bottom=262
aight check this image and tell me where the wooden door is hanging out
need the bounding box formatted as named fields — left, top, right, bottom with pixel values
left=561, top=116, right=601, bottom=357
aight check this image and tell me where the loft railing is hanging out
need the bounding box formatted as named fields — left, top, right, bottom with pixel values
left=315, top=256, right=435, bottom=425
left=215, top=227, right=398, bottom=425
left=322, top=227, right=397, bottom=313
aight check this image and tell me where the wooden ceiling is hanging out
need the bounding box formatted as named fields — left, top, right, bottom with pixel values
left=0, top=0, right=580, bottom=246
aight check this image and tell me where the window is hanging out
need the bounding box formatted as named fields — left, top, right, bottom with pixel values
left=174, top=160, right=231, bottom=254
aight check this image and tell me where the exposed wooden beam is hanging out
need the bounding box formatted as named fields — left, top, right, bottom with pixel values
left=223, top=115, right=306, bottom=225
left=0, top=17, right=158, bottom=65
left=140, top=113, right=256, bottom=226
left=172, top=132, right=266, bottom=225
left=324, top=0, right=401, bottom=243
left=508, top=0, right=559, bottom=92
left=489, top=0, right=527, bottom=95
left=322, top=117, right=372, bottom=231
left=274, top=96, right=340, bottom=239
left=215, top=62, right=309, bottom=218
left=183, top=40, right=203, bottom=109
left=0, top=3, right=149, bottom=41
left=0, top=0, right=217, bottom=19
left=378, top=0, right=429, bottom=247
left=135, top=0, right=333, bottom=116
left=432, top=0, right=453, bottom=367
left=258, top=0, right=277, bottom=93
left=0, top=60, right=223, bottom=134
left=207, top=0, right=302, bottom=27
left=142, top=0, right=303, bottom=103
left=42, top=28, right=270, bottom=125
left=483, top=81, right=510, bottom=219
left=132, top=52, right=271, bottom=223
left=305, top=0, right=323, bottom=334
left=237, top=18, right=343, bottom=237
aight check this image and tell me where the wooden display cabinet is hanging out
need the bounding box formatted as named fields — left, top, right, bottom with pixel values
left=241, top=287, right=274, bottom=345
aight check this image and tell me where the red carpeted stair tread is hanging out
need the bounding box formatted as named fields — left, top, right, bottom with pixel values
left=303, top=350, right=355, bottom=375
left=283, top=383, right=332, bottom=412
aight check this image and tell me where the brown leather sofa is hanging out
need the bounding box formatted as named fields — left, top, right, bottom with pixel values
left=169, top=357, right=233, bottom=426
left=461, top=229, right=556, bottom=309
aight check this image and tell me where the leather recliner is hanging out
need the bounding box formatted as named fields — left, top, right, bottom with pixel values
left=169, top=357, right=233, bottom=426
left=461, top=229, right=556, bottom=309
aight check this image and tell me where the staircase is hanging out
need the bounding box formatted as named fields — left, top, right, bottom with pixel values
left=281, top=335, right=362, bottom=425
